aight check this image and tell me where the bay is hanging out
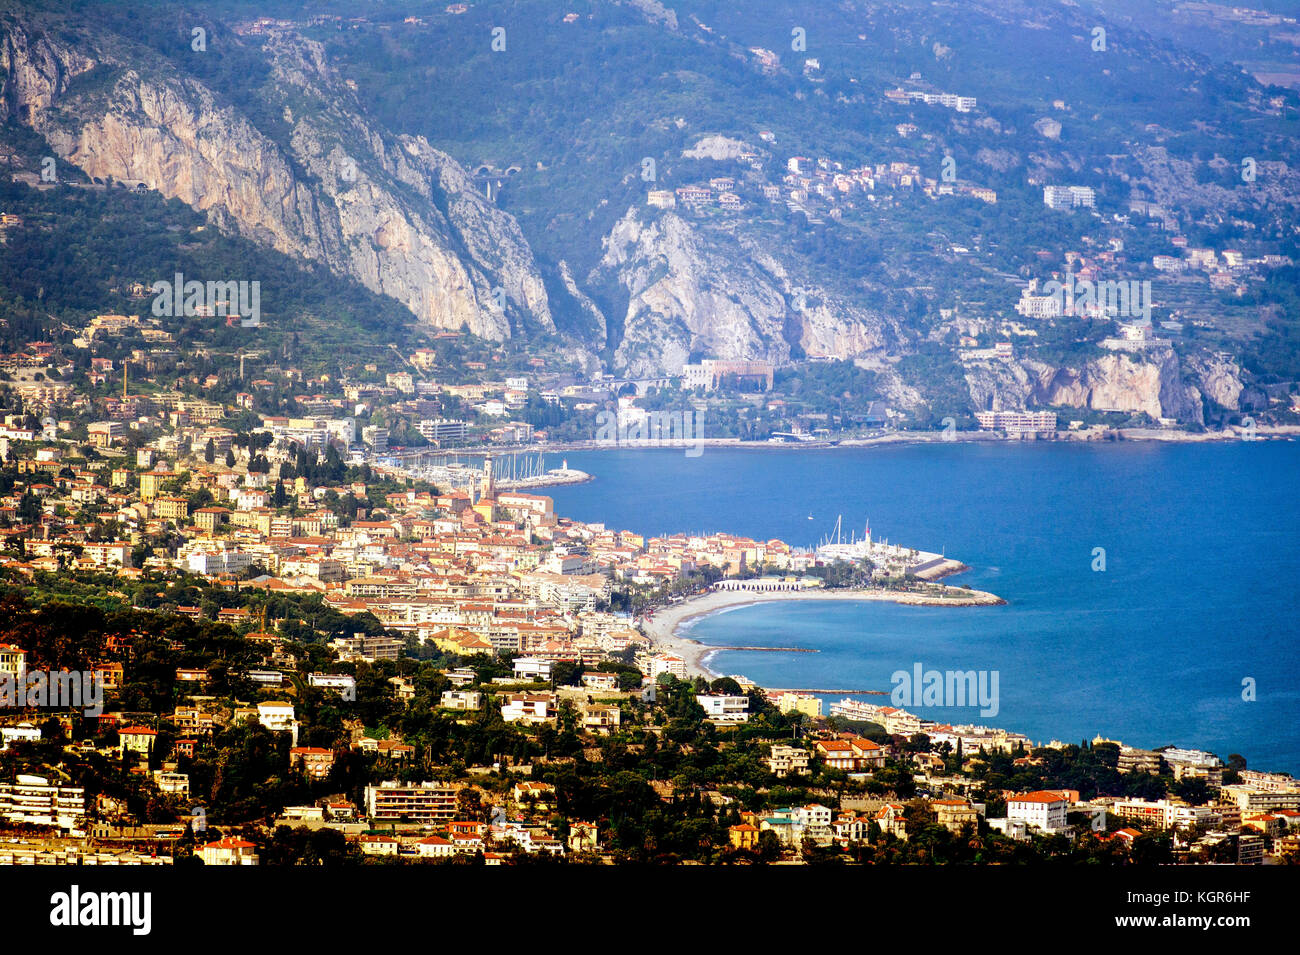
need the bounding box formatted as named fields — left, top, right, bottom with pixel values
left=545, top=442, right=1299, bottom=774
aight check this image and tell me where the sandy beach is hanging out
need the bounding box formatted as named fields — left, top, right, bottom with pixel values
left=639, top=584, right=1005, bottom=678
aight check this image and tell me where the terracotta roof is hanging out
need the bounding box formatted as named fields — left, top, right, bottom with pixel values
left=203, top=837, right=256, bottom=849
left=1011, top=790, right=1067, bottom=804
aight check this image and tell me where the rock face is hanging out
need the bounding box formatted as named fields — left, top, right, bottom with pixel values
left=0, top=21, right=551, bottom=340
left=596, top=209, right=790, bottom=376
left=963, top=358, right=1038, bottom=413
left=1184, top=352, right=1265, bottom=412
left=1033, top=117, right=1063, bottom=140
left=593, top=207, right=897, bottom=376
left=962, top=345, right=1244, bottom=425
left=682, top=135, right=752, bottom=161
left=1031, top=350, right=1203, bottom=423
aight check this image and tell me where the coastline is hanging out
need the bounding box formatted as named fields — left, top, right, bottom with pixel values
left=433, top=424, right=1300, bottom=460
left=639, top=584, right=1005, bottom=678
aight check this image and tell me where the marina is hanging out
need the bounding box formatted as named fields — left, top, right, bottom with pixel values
left=377, top=450, right=592, bottom=495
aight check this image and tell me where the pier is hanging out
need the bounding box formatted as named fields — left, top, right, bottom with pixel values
left=764, top=688, right=890, bottom=695
left=708, top=645, right=818, bottom=653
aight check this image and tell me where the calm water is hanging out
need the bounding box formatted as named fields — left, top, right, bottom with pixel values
left=547, top=442, right=1300, bottom=774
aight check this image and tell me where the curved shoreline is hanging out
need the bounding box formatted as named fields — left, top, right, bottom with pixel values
left=423, top=424, right=1300, bottom=459
left=639, top=584, right=1005, bottom=679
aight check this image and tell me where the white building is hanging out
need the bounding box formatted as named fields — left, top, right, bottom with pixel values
left=0, top=774, right=85, bottom=831
left=500, top=692, right=558, bottom=725
left=0, top=644, right=25, bottom=680
left=1015, top=280, right=1065, bottom=319
left=512, top=657, right=553, bottom=682
left=440, top=690, right=482, bottom=711
left=1043, top=185, right=1096, bottom=210
left=767, top=744, right=811, bottom=777
left=308, top=673, right=356, bottom=696
left=1007, top=790, right=1069, bottom=832
left=1112, top=797, right=1222, bottom=830
left=697, top=694, right=750, bottom=723
left=256, top=701, right=296, bottom=733
left=975, top=410, right=1057, bottom=434
left=187, top=548, right=255, bottom=576
left=417, top=419, right=468, bottom=444
left=0, top=723, right=40, bottom=750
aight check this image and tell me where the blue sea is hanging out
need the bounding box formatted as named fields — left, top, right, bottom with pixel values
left=545, top=442, right=1300, bottom=775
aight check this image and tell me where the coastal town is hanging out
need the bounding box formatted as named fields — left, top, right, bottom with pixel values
left=0, top=0, right=1291, bottom=895
left=0, top=383, right=1292, bottom=865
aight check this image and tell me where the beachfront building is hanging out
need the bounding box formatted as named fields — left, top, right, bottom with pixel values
left=713, top=577, right=821, bottom=592
left=975, top=410, right=1057, bottom=434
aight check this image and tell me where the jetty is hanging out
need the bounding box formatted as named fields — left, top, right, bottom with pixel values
left=708, top=645, right=818, bottom=653
left=765, top=688, right=890, bottom=696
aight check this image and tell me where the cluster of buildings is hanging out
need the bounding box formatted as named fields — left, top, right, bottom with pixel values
left=778, top=155, right=996, bottom=219
left=883, top=86, right=978, bottom=113
left=731, top=730, right=1300, bottom=861
left=658, top=129, right=998, bottom=226
left=1150, top=237, right=1292, bottom=294
left=830, top=699, right=1034, bottom=752
left=681, top=359, right=775, bottom=392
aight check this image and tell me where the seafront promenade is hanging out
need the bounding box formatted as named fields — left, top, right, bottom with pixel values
left=640, top=582, right=1005, bottom=678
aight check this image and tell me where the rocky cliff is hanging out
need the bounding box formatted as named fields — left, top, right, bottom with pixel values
left=0, top=19, right=551, bottom=340
left=960, top=344, right=1260, bottom=425
left=593, top=207, right=898, bottom=376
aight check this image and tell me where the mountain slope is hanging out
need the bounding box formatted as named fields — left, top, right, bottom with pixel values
left=0, top=10, right=554, bottom=342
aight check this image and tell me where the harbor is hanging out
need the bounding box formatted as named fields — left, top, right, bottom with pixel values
left=377, top=450, right=592, bottom=495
